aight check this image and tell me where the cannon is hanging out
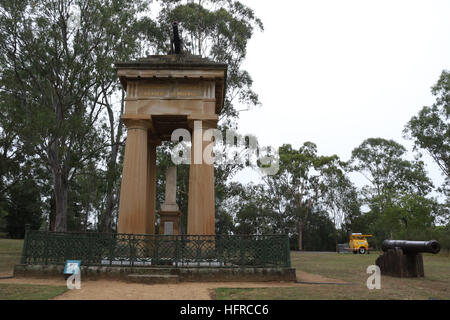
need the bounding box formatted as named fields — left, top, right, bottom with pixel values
left=382, top=240, right=440, bottom=254
left=376, top=239, right=441, bottom=278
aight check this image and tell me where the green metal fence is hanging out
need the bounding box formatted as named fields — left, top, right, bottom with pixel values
left=20, top=228, right=291, bottom=268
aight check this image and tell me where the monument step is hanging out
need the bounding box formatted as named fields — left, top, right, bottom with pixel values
left=127, top=267, right=180, bottom=275
left=126, top=274, right=180, bottom=284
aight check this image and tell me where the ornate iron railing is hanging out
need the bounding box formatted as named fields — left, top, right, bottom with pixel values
left=20, top=228, right=291, bottom=268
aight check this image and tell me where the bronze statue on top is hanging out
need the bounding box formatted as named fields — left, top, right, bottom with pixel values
left=169, top=22, right=183, bottom=54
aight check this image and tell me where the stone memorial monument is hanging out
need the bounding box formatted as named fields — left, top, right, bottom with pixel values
left=115, top=24, right=227, bottom=236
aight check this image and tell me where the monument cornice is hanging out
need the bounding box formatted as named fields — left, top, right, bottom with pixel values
left=115, top=54, right=228, bottom=70
left=115, top=54, right=227, bottom=115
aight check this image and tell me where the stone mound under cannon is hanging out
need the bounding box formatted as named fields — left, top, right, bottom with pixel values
left=376, top=240, right=441, bottom=278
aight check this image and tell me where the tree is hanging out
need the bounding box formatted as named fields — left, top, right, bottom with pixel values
left=263, top=142, right=341, bottom=250
left=0, top=0, right=149, bottom=231
left=301, top=209, right=336, bottom=251
left=434, top=223, right=450, bottom=255
left=68, top=160, right=104, bottom=231
left=404, top=70, right=450, bottom=180
left=321, top=164, right=361, bottom=246
left=5, top=175, right=43, bottom=238
left=230, top=183, right=275, bottom=235
left=380, top=194, right=438, bottom=240
left=350, top=138, right=433, bottom=213
left=350, top=138, right=439, bottom=245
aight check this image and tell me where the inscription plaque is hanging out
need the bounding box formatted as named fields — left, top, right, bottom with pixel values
left=132, top=81, right=215, bottom=100
left=164, top=222, right=174, bottom=235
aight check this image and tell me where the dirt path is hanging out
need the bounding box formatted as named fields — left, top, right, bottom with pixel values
left=0, top=270, right=350, bottom=300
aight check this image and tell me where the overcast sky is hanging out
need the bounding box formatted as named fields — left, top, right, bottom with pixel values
left=232, top=0, right=449, bottom=191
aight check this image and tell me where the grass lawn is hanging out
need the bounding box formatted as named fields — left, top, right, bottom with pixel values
left=0, top=283, right=67, bottom=300
left=216, top=251, right=450, bottom=300
left=0, top=239, right=23, bottom=276
left=0, top=239, right=67, bottom=300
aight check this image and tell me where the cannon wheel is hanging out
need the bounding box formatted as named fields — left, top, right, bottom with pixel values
left=359, top=247, right=366, bottom=254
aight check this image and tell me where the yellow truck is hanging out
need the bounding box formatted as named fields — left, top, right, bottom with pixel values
left=349, top=233, right=372, bottom=254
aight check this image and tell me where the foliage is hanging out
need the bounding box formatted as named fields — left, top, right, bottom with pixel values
left=262, top=142, right=346, bottom=250
left=404, top=70, right=450, bottom=180
left=379, top=194, right=438, bottom=239
left=231, top=183, right=275, bottom=235
left=350, top=138, right=433, bottom=210
left=148, top=0, right=263, bottom=126
left=0, top=0, right=149, bottom=231
left=434, top=223, right=450, bottom=254
left=5, top=176, right=43, bottom=238
left=290, top=209, right=336, bottom=251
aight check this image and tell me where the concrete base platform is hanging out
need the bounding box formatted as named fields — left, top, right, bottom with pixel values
left=127, top=274, right=180, bottom=284
left=14, top=264, right=296, bottom=283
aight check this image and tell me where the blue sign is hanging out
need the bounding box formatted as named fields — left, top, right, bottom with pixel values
left=64, top=260, right=81, bottom=275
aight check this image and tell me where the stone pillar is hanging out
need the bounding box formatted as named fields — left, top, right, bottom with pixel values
left=159, top=166, right=181, bottom=235
left=117, top=120, right=150, bottom=234
left=187, top=120, right=216, bottom=235
left=162, top=167, right=179, bottom=212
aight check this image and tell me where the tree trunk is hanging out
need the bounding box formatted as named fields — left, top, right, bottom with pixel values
left=298, top=218, right=303, bottom=251
left=101, top=142, right=121, bottom=232
left=334, top=216, right=338, bottom=252
left=83, top=205, right=88, bottom=232
left=49, top=195, right=56, bottom=232
left=100, top=90, right=124, bottom=233
left=102, top=191, right=114, bottom=232
left=53, top=168, right=68, bottom=232
left=100, top=146, right=121, bottom=233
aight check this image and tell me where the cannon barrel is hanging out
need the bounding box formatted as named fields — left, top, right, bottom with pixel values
left=382, top=240, right=440, bottom=254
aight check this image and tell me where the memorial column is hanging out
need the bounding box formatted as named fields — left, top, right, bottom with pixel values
left=187, top=120, right=216, bottom=235
left=117, top=119, right=151, bottom=234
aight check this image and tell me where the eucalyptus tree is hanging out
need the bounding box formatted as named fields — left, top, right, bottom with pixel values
left=380, top=194, right=439, bottom=240
left=404, top=70, right=450, bottom=181
left=5, top=174, right=43, bottom=238
left=263, top=142, right=342, bottom=250
left=321, top=163, right=361, bottom=245
left=226, top=182, right=275, bottom=235
left=92, top=4, right=152, bottom=232
left=0, top=96, right=22, bottom=218
left=350, top=138, right=436, bottom=240
left=0, top=0, right=149, bottom=231
left=350, top=138, right=433, bottom=212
